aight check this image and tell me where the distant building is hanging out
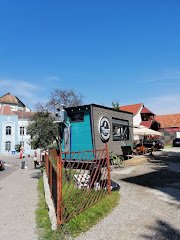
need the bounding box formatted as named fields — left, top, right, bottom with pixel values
left=155, top=114, right=180, bottom=144
left=119, top=103, right=160, bottom=130
left=0, top=93, right=34, bottom=155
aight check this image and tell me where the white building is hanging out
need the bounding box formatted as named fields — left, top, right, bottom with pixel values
left=119, top=103, right=160, bottom=141
left=0, top=93, right=34, bottom=156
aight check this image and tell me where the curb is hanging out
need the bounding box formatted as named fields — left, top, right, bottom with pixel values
left=43, top=171, right=57, bottom=230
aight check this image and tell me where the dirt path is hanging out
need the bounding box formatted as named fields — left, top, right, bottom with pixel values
left=75, top=150, right=180, bottom=240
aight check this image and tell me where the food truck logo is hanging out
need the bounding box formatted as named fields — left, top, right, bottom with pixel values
left=98, top=117, right=111, bottom=142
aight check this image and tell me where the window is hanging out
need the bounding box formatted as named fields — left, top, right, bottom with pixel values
left=5, top=141, right=11, bottom=151
left=112, top=118, right=129, bottom=141
left=20, top=127, right=25, bottom=135
left=69, top=113, right=84, bottom=122
left=6, top=126, right=11, bottom=135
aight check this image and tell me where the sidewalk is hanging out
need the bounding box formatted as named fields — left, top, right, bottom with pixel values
left=0, top=160, right=39, bottom=240
left=124, top=155, right=149, bottom=167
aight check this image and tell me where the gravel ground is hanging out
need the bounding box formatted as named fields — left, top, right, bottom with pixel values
left=75, top=149, right=180, bottom=240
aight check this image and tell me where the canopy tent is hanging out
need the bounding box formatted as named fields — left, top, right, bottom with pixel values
left=133, top=125, right=162, bottom=137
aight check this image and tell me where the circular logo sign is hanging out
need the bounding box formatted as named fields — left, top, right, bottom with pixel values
left=98, top=117, right=111, bottom=142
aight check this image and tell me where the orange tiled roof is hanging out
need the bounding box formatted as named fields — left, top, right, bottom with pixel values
left=0, top=93, right=18, bottom=105
left=155, top=114, right=180, bottom=128
left=141, top=106, right=155, bottom=115
left=119, top=103, right=143, bottom=115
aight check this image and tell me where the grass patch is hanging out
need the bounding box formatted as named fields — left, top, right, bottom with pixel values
left=36, top=176, right=120, bottom=240
left=164, top=145, right=172, bottom=148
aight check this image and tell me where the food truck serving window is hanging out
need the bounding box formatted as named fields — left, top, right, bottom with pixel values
left=69, top=112, right=84, bottom=122
left=112, top=118, right=129, bottom=141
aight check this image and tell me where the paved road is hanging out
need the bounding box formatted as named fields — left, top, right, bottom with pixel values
left=0, top=157, right=39, bottom=240
left=76, top=148, right=180, bottom=240
left=0, top=163, right=18, bottom=181
left=0, top=155, right=35, bottom=180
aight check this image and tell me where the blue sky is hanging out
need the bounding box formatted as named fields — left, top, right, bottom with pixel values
left=0, top=0, right=180, bottom=114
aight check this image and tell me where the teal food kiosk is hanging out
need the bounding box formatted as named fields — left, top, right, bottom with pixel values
left=63, top=104, right=133, bottom=156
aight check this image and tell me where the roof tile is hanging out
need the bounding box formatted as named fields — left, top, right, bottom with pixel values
left=155, top=114, right=180, bottom=128
left=119, top=103, right=143, bottom=114
left=0, top=105, right=14, bottom=115
left=0, top=93, right=18, bottom=105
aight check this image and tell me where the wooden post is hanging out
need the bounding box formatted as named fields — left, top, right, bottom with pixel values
left=105, top=143, right=111, bottom=194
left=49, top=162, right=52, bottom=195
left=57, top=147, right=63, bottom=224
left=45, top=153, right=48, bottom=176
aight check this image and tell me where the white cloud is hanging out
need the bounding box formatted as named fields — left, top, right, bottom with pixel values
left=0, top=78, right=48, bottom=109
left=146, top=94, right=180, bottom=115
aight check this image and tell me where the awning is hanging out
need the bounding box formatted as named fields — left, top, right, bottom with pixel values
left=133, top=125, right=161, bottom=136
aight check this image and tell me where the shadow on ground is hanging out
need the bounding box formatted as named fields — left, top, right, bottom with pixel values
left=141, top=219, right=180, bottom=240
left=122, top=154, right=180, bottom=202
left=31, top=171, right=41, bottom=179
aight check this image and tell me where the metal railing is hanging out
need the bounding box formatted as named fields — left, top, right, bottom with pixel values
left=45, top=144, right=111, bottom=224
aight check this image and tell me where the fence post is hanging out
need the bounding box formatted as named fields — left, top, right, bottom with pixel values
left=57, top=150, right=63, bottom=224
left=49, top=162, right=52, bottom=196
left=105, top=144, right=111, bottom=194
left=45, top=153, right=49, bottom=179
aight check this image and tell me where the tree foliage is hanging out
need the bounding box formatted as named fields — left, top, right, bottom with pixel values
left=27, top=88, right=83, bottom=150
left=27, top=110, right=59, bottom=150
left=112, top=101, right=120, bottom=110
left=15, top=144, right=21, bottom=152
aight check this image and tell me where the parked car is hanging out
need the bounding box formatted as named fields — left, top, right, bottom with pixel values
left=173, top=138, right=180, bottom=147
left=141, top=140, right=164, bottom=149
left=0, top=160, right=5, bottom=171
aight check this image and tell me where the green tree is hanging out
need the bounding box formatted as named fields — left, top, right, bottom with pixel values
left=15, top=144, right=21, bottom=152
left=112, top=101, right=120, bottom=110
left=27, top=110, right=59, bottom=150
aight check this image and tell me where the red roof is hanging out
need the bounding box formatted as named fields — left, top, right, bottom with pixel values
left=0, top=105, right=14, bottom=115
left=140, top=120, right=153, bottom=128
left=155, top=114, right=180, bottom=128
left=0, top=106, right=34, bottom=119
left=12, top=111, right=34, bottom=119
left=141, top=107, right=155, bottom=115
left=119, top=103, right=143, bottom=115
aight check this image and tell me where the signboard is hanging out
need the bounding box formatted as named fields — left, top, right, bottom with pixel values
left=98, top=117, right=111, bottom=142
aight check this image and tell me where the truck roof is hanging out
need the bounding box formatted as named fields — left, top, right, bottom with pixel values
left=65, top=103, right=133, bottom=115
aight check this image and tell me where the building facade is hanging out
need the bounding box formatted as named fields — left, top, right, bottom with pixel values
left=119, top=103, right=160, bottom=130
left=0, top=93, right=34, bottom=155
left=155, top=114, right=180, bottom=144
left=119, top=103, right=160, bottom=141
